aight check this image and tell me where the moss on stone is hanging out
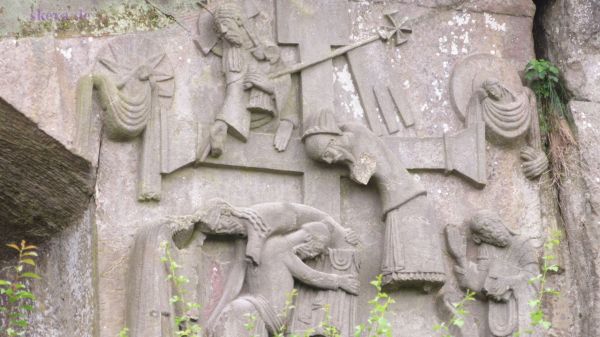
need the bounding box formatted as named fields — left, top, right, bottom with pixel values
left=14, top=3, right=178, bottom=39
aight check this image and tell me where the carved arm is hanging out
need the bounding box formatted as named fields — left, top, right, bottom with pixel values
left=284, top=253, right=359, bottom=295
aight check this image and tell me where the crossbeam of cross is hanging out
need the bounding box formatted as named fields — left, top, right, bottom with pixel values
left=196, top=126, right=486, bottom=220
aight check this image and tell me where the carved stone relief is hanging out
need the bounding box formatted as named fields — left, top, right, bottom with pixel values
left=450, top=54, right=549, bottom=180
left=126, top=199, right=360, bottom=337
left=441, top=210, right=542, bottom=337
left=64, top=2, right=549, bottom=336
left=194, top=2, right=296, bottom=160
left=303, top=109, right=446, bottom=290
left=75, top=37, right=174, bottom=201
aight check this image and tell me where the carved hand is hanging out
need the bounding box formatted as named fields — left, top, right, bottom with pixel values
left=343, top=228, right=360, bottom=246
left=244, top=71, right=274, bottom=94
left=520, top=146, right=549, bottom=179
left=453, top=265, right=470, bottom=289
left=273, top=120, right=294, bottom=152
left=337, top=275, right=360, bottom=295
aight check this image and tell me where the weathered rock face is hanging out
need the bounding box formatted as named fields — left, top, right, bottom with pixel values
left=535, top=0, right=600, bottom=102
left=3, top=0, right=594, bottom=337
left=533, top=1, right=600, bottom=336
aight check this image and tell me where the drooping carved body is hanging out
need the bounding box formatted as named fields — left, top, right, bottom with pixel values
left=191, top=199, right=360, bottom=336
left=125, top=199, right=360, bottom=337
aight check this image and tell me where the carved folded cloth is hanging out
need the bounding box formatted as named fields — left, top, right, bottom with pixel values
left=239, top=295, right=286, bottom=335
left=481, top=91, right=531, bottom=140
left=76, top=74, right=153, bottom=140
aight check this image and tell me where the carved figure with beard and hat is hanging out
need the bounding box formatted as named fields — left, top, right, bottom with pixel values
left=302, top=109, right=446, bottom=290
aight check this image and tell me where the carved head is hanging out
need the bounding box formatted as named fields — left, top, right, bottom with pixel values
left=214, top=3, right=245, bottom=46
left=294, top=222, right=332, bottom=260
left=194, top=198, right=248, bottom=236
left=468, top=210, right=514, bottom=247
left=482, top=78, right=504, bottom=100
left=303, top=109, right=355, bottom=165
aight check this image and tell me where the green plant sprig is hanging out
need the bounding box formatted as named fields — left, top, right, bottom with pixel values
left=161, top=241, right=202, bottom=337
left=515, top=230, right=562, bottom=336
left=433, top=289, right=476, bottom=337
left=355, top=274, right=395, bottom=337
left=0, top=240, right=41, bottom=337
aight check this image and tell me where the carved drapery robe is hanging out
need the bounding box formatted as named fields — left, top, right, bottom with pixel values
left=466, top=85, right=532, bottom=142
left=290, top=248, right=359, bottom=337
left=341, top=123, right=446, bottom=288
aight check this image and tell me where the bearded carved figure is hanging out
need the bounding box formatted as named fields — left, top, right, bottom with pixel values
left=126, top=199, right=360, bottom=337
left=302, top=109, right=446, bottom=290
left=195, top=2, right=296, bottom=160
left=451, top=54, right=549, bottom=180
left=445, top=210, right=542, bottom=337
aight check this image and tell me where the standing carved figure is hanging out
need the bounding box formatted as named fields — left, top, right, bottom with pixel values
left=450, top=54, right=549, bottom=180
left=75, top=37, right=174, bottom=201
left=196, top=2, right=296, bottom=160
left=303, top=109, right=445, bottom=290
left=445, top=210, right=541, bottom=337
left=467, top=78, right=548, bottom=179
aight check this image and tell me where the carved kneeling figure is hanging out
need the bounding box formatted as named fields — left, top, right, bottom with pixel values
left=445, top=210, right=542, bottom=337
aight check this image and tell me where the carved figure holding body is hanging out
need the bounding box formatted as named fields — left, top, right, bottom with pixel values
left=207, top=221, right=359, bottom=337
left=200, top=3, right=295, bottom=159
left=177, top=199, right=359, bottom=333
left=303, top=109, right=445, bottom=290
left=127, top=199, right=359, bottom=337
left=445, top=210, right=541, bottom=337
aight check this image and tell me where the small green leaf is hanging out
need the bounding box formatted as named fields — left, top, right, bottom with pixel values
left=21, top=259, right=36, bottom=266
left=21, top=272, right=41, bottom=279
left=6, top=243, right=20, bottom=251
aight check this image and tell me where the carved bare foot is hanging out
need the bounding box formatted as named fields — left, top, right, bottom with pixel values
left=520, top=146, right=549, bottom=179
left=210, top=121, right=227, bottom=157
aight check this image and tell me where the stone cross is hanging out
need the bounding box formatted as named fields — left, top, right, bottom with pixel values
left=200, top=127, right=487, bottom=221
left=203, top=134, right=344, bottom=220
left=275, top=0, right=351, bottom=131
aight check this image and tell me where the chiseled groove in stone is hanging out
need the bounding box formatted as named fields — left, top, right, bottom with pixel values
left=0, top=96, right=95, bottom=247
